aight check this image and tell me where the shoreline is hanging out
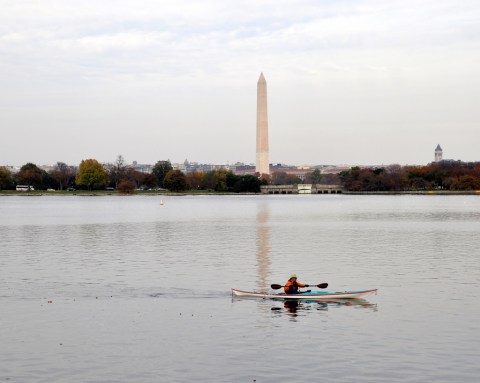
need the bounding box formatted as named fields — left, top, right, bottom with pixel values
left=1, top=190, right=479, bottom=196
left=343, top=190, right=480, bottom=195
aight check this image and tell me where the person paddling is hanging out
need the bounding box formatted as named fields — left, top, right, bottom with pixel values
left=284, top=274, right=309, bottom=294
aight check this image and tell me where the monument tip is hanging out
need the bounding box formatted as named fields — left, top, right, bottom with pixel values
left=258, top=72, right=266, bottom=82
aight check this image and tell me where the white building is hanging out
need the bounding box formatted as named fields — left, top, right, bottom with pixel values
left=435, top=144, right=443, bottom=162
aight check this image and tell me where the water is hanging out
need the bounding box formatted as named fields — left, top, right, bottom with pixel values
left=1, top=195, right=479, bottom=382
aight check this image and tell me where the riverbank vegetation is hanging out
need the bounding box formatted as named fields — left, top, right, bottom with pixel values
left=340, top=161, right=480, bottom=191
left=0, top=156, right=264, bottom=194
left=2, top=156, right=480, bottom=194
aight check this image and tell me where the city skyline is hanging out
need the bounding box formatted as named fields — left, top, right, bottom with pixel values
left=0, top=142, right=455, bottom=173
left=1, top=1, right=479, bottom=166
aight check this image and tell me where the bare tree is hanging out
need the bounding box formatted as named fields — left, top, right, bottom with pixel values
left=50, top=162, right=73, bottom=190
left=110, top=155, right=127, bottom=188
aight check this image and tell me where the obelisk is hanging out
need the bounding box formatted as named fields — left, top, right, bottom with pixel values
left=256, top=72, right=269, bottom=175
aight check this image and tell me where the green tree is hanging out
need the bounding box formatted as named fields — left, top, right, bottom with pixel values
left=233, top=175, right=262, bottom=193
left=76, top=159, right=108, bottom=190
left=163, top=170, right=187, bottom=192
left=152, top=160, right=173, bottom=188
left=0, top=167, right=14, bottom=190
left=226, top=171, right=240, bottom=190
left=142, top=173, right=158, bottom=189
left=213, top=169, right=228, bottom=191
left=305, top=169, right=322, bottom=186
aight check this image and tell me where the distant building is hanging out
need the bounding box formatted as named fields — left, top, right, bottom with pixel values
left=270, top=164, right=311, bottom=181
left=435, top=145, right=443, bottom=162
left=173, top=160, right=231, bottom=174
left=131, top=161, right=153, bottom=174
left=233, top=164, right=256, bottom=175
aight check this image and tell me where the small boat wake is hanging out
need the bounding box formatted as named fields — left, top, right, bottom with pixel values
left=148, top=288, right=229, bottom=300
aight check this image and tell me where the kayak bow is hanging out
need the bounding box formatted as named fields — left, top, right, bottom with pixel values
left=231, top=288, right=377, bottom=300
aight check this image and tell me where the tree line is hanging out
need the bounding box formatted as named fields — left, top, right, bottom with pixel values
left=340, top=161, right=480, bottom=191
left=0, top=156, right=265, bottom=193
left=0, top=157, right=162, bottom=192
left=3, top=158, right=478, bottom=193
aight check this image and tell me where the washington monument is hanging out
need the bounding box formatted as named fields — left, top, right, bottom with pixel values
left=256, top=72, right=269, bottom=175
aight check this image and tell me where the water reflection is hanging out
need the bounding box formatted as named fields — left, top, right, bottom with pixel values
left=256, top=203, right=271, bottom=291
left=270, top=299, right=377, bottom=320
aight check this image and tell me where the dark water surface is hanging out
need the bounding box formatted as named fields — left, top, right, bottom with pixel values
left=1, top=195, right=479, bottom=382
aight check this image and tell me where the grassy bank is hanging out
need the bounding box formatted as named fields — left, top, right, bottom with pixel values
left=0, top=189, right=258, bottom=196
left=343, top=190, right=480, bottom=195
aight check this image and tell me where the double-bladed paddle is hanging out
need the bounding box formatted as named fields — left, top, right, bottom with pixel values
left=270, top=283, right=328, bottom=290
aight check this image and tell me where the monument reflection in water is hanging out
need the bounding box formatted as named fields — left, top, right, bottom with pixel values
left=255, top=203, right=271, bottom=292
left=253, top=201, right=376, bottom=317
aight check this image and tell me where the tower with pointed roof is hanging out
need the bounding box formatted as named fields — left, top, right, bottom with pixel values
left=435, top=144, right=443, bottom=162
left=256, top=73, right=269, bottom=175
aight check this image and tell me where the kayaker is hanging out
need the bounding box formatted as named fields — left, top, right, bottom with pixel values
left=284, top=274, right=309, bottom=294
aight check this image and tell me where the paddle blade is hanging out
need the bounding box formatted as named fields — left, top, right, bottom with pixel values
left=317, top=283, right=328, bottom=289
left=270, top=284, right=283, bottom=290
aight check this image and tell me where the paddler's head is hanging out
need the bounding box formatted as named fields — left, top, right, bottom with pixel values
left=290, top=274, right=297, bottom=280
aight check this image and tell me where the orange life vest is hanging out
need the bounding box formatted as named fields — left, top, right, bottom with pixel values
left=284, top=278, right=305, bottom=294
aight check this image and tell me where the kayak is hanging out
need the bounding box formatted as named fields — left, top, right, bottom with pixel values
left=231, top=288, right=377, bottom=300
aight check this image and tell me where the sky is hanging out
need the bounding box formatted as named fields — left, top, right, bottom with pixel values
left=1, top=0, right=479, bottom=167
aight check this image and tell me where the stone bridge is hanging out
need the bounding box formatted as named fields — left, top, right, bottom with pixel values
left=260, top=184, right=344, bottom=194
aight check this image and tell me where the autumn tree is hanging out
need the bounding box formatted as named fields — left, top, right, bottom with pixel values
left=163, top=170, right=187, bottom=192
left=339, top=162, right=480, bottom=191
left=152, top=160, right=173, bottom=188
left=0, top=167, right=14, bottom=190
left=15, top=162, right=46, bottom=189
left=122, top=168, right=143, bottom=189
left=186, top=172, right=205, bottom=190
left=75, top=159, right=108, bottom=190
left=259, top=173, right=271, bottom=185
left=117, top=180, right=135, bottom=193
left=451, top=175, right=480, bottom=190
left=380, top=165, right=408, bottom=191
left=403, top=161, right=480, bottom=191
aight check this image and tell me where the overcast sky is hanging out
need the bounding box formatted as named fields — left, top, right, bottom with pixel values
left=1, top=0, right=479, bottom=167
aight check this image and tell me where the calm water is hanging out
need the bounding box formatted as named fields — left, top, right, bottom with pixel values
left=1, top=195, right=479, bottom=382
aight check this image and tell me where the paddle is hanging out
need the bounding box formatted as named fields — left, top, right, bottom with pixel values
left=270, top=283, right=328, bottom=290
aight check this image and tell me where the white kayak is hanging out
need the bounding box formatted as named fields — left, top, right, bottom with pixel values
left=231, top=288, right=377, bottom=300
